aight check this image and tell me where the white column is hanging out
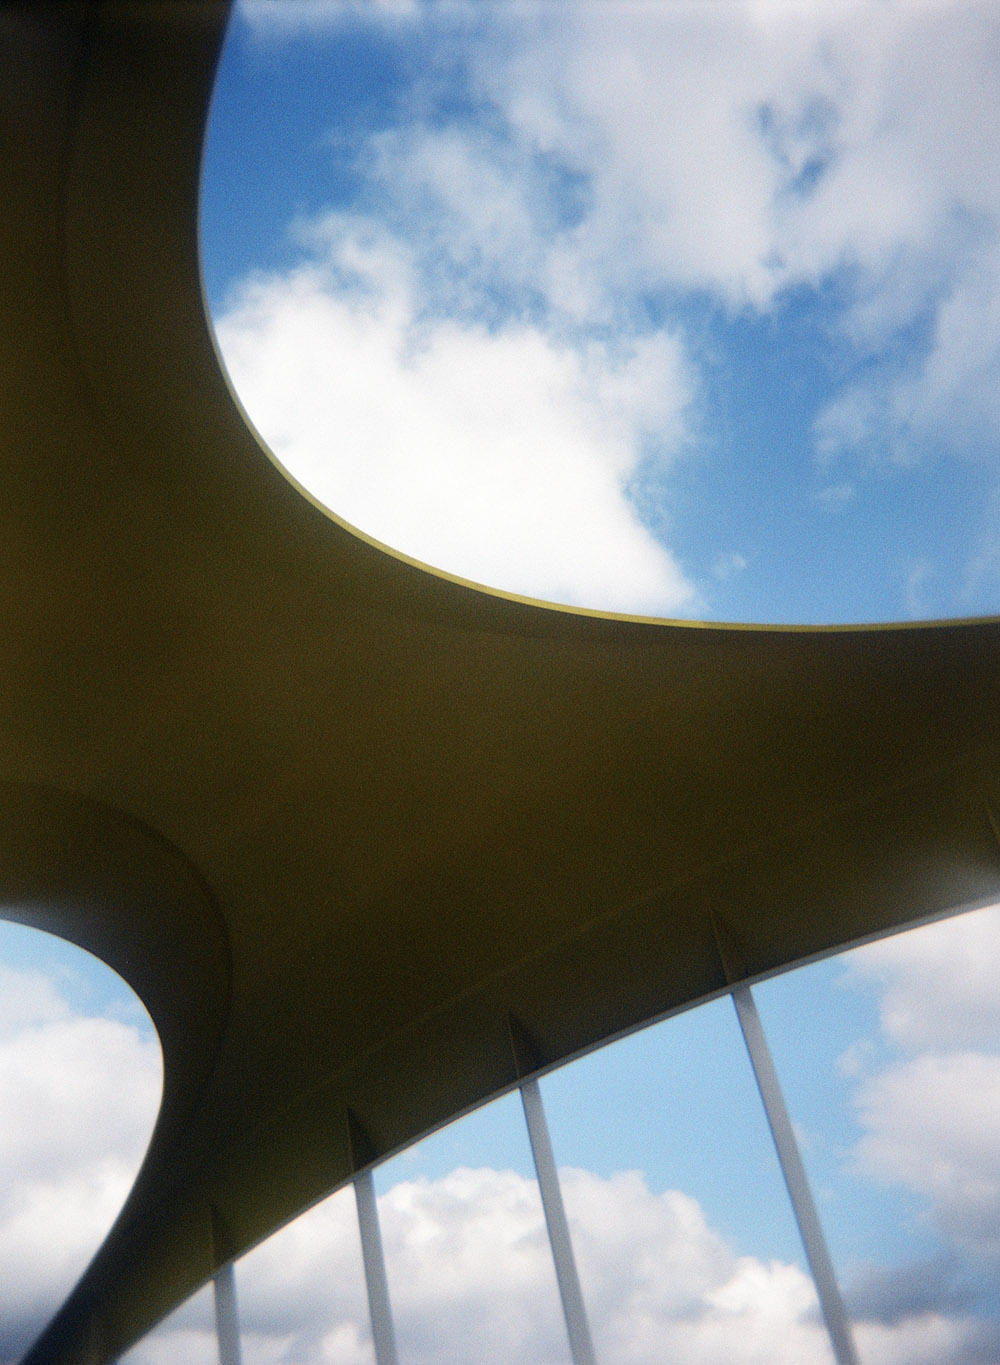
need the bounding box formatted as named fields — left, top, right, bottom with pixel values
left=732, top=983, right=860, bottom=1365
left=520, top=1078, right=598, bottom=1365
left=354, top=1169, right=400, bottom=1365
left=212, top=1261, right=244, bottom=1365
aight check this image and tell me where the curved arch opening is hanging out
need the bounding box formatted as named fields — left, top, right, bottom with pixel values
left=121, top=903, right=1000, bottom=1365
left=202, top=1, right=1000, bottom=626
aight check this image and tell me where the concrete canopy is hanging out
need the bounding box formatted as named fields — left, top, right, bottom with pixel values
left=4, top=4, right=1000, bottom=1362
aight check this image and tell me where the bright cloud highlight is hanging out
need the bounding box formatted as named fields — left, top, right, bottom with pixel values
left=0, top=963, right=161, bottom=1365
left=217, top=221, right=696, bottom=614
left=127, top=1167, right=836, bottom=1365
left=215, top=0, right=1000, bottom=621
left=845, top=907, right=1000, bottom=1287
left=7, top=911, right=1000, bottom=1365
left=125, top=1157, right=998, bottom=1365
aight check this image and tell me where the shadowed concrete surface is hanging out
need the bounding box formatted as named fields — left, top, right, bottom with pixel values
left=3, top=5, right=999, bottom=1362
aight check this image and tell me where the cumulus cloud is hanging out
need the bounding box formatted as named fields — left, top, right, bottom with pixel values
left=472, top=0, right=1000, bottom=466
left=854, top=1052, right=1000, bottom=1260
left=216, top=219, right=697, bottom=615
left=10, top=913, right=1000, bottom=1365
left=0, top=964, right=70, bottom=1038
left=126, top=1167, right=837, bottom=1365
left=854, top=1311, right=1000, bottom=1365
left=846, top=906, right=1000, bottom=1053
left=837, top=907, right=1000, bottom=1336
left=0, top=965, right=161, bottom=1365
left=467, top=2, right=998, bottom=286
left=224, top=0, right=1000, bottom=617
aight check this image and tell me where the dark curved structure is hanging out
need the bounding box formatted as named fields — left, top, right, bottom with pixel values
left=4, top=5, right=1000, bottom=1362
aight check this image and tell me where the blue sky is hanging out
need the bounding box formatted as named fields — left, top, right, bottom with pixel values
left=7, top=907, right=1000, bottom=1365
left=4, top=2, right=1000, bottom=1364
left=202, top=0, right=1000, bottom=626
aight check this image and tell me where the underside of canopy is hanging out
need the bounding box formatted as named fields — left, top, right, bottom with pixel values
left=3, top=4, right=999, bottom=1363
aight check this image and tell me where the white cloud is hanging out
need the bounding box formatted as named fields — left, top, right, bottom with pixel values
left=0, top=964, right=69, bottom=1038
left=223, top=0, right=1000, bottom=620
left=559, top=1168, right=827, bottom=1365
left=216, top=220, right=697, bottom=615
left=813, top=482, right=854, bottom=510
left=126, top=1158, right=1000, bottom=1365
left=854, top=1052, right=1000, bottom=1263
left=127, top=1167, right=837, bottom=1365
left=846, top=906, right=1000, bottom=1052
left=838, top=906, right=1000, bottom=1325
left=961, top=489, right=1000, bottom=605
left=887, top=249, right=1000, bottom=457
left=471, top=1, right=995, bottom=297
left=0, top=966, right=161, bottom=1365
left=8, top=911, right=998, bottom=1365
left=432, top=0, right=1000, bottom=463
left=854, top=1311, right=999, bottom=1365
left=902, top=558, right=935, bottom=619
left=238, top=0, right=420, bottom=36
left=712, top=551, right=748, bottom=581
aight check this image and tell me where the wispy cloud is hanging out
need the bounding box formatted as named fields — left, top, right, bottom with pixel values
left=711, top=551, right=748, bottom=581
left=813, top=482, right=855, bottom=509
left=238, top=0, right=420, bottom=35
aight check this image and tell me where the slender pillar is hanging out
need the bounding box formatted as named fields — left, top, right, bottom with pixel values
left=732, top=983, right=860, bottom=1365
left=354, top=1170, right=400, bottom=1365
left=520, top=1078, right=598, bottom=1365
left=212, top=1261, right=244, bottom=1365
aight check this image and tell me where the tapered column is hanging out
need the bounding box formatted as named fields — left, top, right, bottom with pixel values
left=212, top=1261, right=244, bottom=1365
left=732, top=983, right=860, bottom=1365
left=354, top=1170, right=400, bottom=1365
left=520, top=1078, right=598, bottom=1365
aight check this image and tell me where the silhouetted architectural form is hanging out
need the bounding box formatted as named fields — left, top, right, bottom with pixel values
left=4, top=5, right=999, bottom=1363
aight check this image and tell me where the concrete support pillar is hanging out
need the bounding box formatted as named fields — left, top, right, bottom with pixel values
left=732, top=983, right=860, bottom=1365
left=521, top=1077, right=597, bottom=1365
left=212, top=1261, right=243, bottom=1365
left=354, top=1170, right=399, bottom=1365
